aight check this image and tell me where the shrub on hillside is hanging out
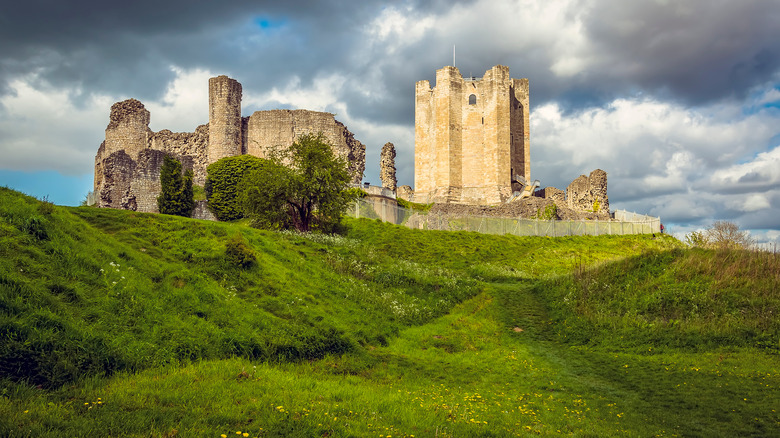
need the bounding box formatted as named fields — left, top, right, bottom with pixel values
left=205, top=155, right=271, bottom=221
left=685, top=221, right=754, bottom=250
left=225, top=234, right=256, bottom=269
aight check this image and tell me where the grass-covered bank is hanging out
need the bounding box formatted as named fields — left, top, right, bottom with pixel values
left=1, top=187, right=778, bottom=436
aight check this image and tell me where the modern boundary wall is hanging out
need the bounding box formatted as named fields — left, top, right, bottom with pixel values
left=349, top=199, right=661, bottom=237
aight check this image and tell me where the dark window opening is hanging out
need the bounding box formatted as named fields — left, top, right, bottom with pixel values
left=468, top=94, right=477, bottom=105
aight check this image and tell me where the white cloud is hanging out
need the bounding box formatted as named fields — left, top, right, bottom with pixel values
left=0, top=67, right=220, bottom=175
left=146, top=67, right=214, bottom=132
left=709, top=145, right=780, bottom=191
left=0, top=75, right=111, bottom=174
left=243, top=73, right=348, bottom=113
left=530, top=93, right=780, bottom=228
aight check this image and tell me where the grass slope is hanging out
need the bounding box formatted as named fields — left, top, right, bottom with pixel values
left=1, top=187, right=778, bottom=437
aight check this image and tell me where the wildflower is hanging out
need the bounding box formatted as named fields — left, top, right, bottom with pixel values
left=221, top=435, right=227, bottom=438
left=242, top=434, right=249, bottom=437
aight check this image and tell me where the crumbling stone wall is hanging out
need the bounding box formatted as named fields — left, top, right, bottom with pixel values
left=397, top=185, right=413, bottom=201
left=94, top=75, right=367, bottom=216
left=430, top=196, right=608, bottom=221
left=566, top=169, right=609, bottom=213
left=380, top=142, right=397, bottom=191
left=534, top=187, right=565, bottom=208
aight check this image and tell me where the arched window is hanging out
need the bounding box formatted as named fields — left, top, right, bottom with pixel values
left=468, top=94, right=477, bottom=105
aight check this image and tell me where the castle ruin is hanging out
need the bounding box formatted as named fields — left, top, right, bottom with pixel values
left=94, top=75, right=366, bottom=215
left=414, top=65, right=530, bottom=205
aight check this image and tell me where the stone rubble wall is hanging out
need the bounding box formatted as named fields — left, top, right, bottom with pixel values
left=380, top=142, right=397, bottom=191
left=149, top=126, right=209, bottom=186
left=565, top=169, right=609, bottom=213
left=534, top=186, right=566, bottom=209
left=396, top=185, right=413, bottom=201
left=94, top=76, right=368, bottom=217
left=430, top=196, right=610, bottom=221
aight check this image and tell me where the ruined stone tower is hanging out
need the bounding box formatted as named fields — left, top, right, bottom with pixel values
left=104, top=99, right=150, bottom=159
left=414, top=65, right=530, bottom=204
left=208, top=75, right=243, bottom=164
left=94, top=75, right=366, bottom=216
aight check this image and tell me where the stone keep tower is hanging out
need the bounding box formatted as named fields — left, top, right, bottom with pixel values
left=208, top=75, right=243, bottom=164
left=415, top=65, right=530, bottom=204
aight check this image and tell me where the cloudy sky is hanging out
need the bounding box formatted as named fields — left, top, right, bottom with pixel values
left=1, top=0, right=779, bottom=242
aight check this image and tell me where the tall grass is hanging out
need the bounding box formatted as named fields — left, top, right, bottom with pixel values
left=539, top=247, right=780, bottom=350
left=2, top=187, right=778, bottom=436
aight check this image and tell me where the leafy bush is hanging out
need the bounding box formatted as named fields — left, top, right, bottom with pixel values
left=239, top=134, right=360, bottom=232
left=205, top=155, right=270, bottom=221
left=157, top=155, right=195, bottom=217
left=225, top=234, right=256, bottom=269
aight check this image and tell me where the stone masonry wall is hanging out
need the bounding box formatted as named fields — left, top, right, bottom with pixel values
left=565, top=169, right=609, bottom=213
left=534, top=186, right=565, bottom=207
left=245, top=109, right=366, bottom=184
left=380, top=142, right=397, bottom=191
left=208, top=75, right=242, bottom=164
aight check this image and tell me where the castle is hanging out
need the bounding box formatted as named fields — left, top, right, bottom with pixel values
left=412, top=65, right=609, bottom=216
left=94, top=67, right=609, bottom=221
left=414, top=65, right=529, bottom=205
left=94, top=75, right=366, bottom=215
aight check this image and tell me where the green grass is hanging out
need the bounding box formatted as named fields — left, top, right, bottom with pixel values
left=1, top=187, right=778, bottom=437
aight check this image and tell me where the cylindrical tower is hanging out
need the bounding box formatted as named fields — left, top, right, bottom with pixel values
left=104, top=98, right=150, bottom=159
left=208, top=75, right=242, bottom=164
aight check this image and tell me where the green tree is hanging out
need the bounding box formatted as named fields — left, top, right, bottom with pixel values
left=157, top=155, right=194, bottom=217
left=239, top=134, right=360, bottom=232
left=205, top=155, right=269, bottom=221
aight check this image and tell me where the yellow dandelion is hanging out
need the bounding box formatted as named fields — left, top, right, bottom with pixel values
left=221, top=435, right=227, bottom=438
left=243, top=434, right=249, bottom=437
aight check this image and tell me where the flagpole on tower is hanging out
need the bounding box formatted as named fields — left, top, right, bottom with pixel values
left=453, top=44, right=456, bottom=67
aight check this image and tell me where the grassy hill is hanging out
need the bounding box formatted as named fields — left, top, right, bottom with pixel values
left=1, top=187, right=778, bottom=437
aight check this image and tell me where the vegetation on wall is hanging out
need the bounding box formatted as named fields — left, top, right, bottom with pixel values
left=534, top=202, right=558, bottom=220
left=157, top=155, right=194, bottom=217
left=205, top=155, right=269, bottom=221
left=396, top=197, right=433, bottom=212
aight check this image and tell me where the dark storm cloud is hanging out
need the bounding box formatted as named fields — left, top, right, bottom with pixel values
left=579, top=0, right=780, bottom=106
left=0, top=0, right=441, bottom=100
